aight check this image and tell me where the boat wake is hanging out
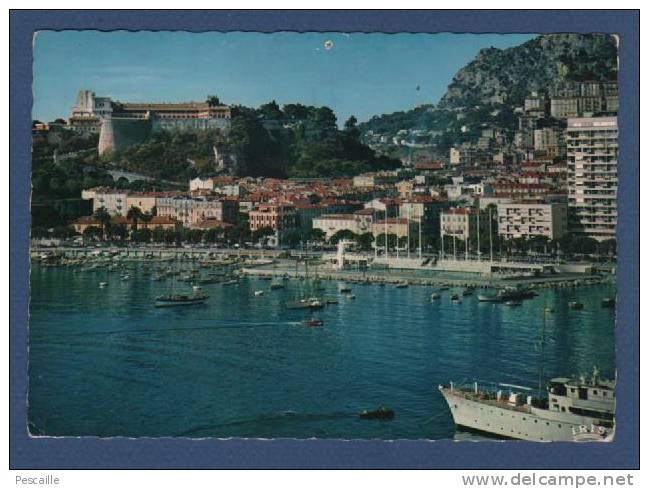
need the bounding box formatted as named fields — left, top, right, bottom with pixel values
left=30, top=321, right=298, bottom=341
left=176, top=410, right=356, bottom=437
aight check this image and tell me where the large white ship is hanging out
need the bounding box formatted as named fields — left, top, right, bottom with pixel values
left=439, top=367, right=615, bottom=442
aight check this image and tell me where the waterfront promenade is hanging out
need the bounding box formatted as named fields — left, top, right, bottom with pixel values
left=31, top=244, right=615, bottom=291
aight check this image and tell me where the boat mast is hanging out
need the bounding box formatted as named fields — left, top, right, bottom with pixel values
left=418, top=213, right=422, bottom=259
left=488, top=206, right=494, bottom=262
left=441, top=229, right=444, bottom=261
left=407, top=205, right=411, bottom=260
left=477, top=206, right=481, bottom=261
left=538, top=304, right=547, bottom=397
left=384, top=214, right=388, bottom=259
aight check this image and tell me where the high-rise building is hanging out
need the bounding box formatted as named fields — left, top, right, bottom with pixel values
left=566, top=116, right=618, bottom=242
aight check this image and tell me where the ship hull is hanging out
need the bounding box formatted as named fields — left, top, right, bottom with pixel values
left=439, top=387, right=604, bottom=442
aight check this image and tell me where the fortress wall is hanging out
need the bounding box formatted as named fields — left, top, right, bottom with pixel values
left=98, top=117, right=152, bottom=155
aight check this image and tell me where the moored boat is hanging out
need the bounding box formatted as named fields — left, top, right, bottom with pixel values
left=601, top=297, right=615, bottom=308
left=154, top=292, right=209, bottom=307
left=302, top=318, right=324, bottom=327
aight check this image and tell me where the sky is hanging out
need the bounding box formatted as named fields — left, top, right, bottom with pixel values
left=32, top=31, right=536, bottom=125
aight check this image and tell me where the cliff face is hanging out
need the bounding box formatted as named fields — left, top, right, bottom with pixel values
left=438, top=33, right=617, bottom=109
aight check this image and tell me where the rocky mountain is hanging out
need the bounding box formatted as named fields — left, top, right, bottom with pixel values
left=438, top=33, right=617, bottom=109
left=359, top=33, right=617, bottom=157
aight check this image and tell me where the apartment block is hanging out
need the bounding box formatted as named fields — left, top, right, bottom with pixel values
left=566, top=117, right=618, bottom=241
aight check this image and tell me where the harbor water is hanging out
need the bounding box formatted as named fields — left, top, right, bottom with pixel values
left=28, top=264, right=616, bottom=439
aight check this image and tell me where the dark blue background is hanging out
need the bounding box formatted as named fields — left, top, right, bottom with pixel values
left=10, top=10, right=639, bottom=469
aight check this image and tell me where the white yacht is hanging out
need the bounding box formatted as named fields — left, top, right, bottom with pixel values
left=438, top=367, right=615, bottom=442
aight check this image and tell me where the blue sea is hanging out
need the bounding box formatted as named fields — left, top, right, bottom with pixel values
left=28, top=264, right=616, bottom=439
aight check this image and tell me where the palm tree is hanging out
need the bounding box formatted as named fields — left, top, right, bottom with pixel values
left=93, top=206, right=111, bottom=240
left=126, top=206, right=144, bottom=232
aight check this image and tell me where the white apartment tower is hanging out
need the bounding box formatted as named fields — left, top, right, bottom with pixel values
left=566, top=116, right=618, bottom=242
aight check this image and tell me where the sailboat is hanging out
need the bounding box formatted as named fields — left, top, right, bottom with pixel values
left=155, top=262, right=209, bottom=307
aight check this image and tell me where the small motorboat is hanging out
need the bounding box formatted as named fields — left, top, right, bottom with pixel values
left=270, top=282, right=285, bottom=290
left=254, top=290, right=264, bottom=296
left=395, top=282, right=409, bottom=288
left=545, top=307, right=555, bottom=314
left=450, top=294, right=461, bottom=303
left=339, top=285, right=352, bottom=293
left=154, top=292, right=209, bottom=307
left=431, top=292, right=441, bottom=300
left=462, top=288, right=474, bottom=296
left=99, top=282, right=108, bottom=288
left=359, top=406, right=395, bottom=420
left=601, top=297, right=616, bottom=308
left=505, top=300, right=522, bottom=307
left=308, top=298, right=324, bottom=309
left=192, top=285, right=202, bottom=292
left=569, top=301, right=584, bottom=310
left=348, top=294, right=356, bottom=300
left=325, top=298, right=339, bottom=304
left=302, top=318, right=324, bottom=327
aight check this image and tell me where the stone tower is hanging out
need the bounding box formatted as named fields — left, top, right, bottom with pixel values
left=98, top=117, right=116, bottom=156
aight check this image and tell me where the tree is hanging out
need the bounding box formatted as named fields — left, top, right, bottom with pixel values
left=329, top=229, right=358, bottom=245
left=163, top=229, right=180, bottom=246
left=82, top=226, right=103, bottom=242
left=308, top=228, right=326, bottom=242
left=126, top=206, right=144, bottom=231
left=252, top=226, right=275, bottom=244
left=207, top=95, right=221, bottom=107
left=344, top=115, right=358, bottom=131
left=599, top=238, right=617, bottom=257
left=283, top=229, right=303, bottom=248
left=183, top=228, right=204, bottom=244
left=375, top=233, right=398, bottom=249
left=51, top=225, right=77, bottom=239
left=93, top=207, right=111, bottom=239
left=131, top=228, right=152, bottom=243
left=259, top=100, right=283, bottom=120
left=203, top=227, right=224, bottom=244
left=571, top=236, right=599, bottom=255
left=108, top=223, right=128, bottom=242
left=528, top=235, right=550, bottom=254
left=357, top=232, right=375, bottom=251
left=152, top=226, right=166, bottom=243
